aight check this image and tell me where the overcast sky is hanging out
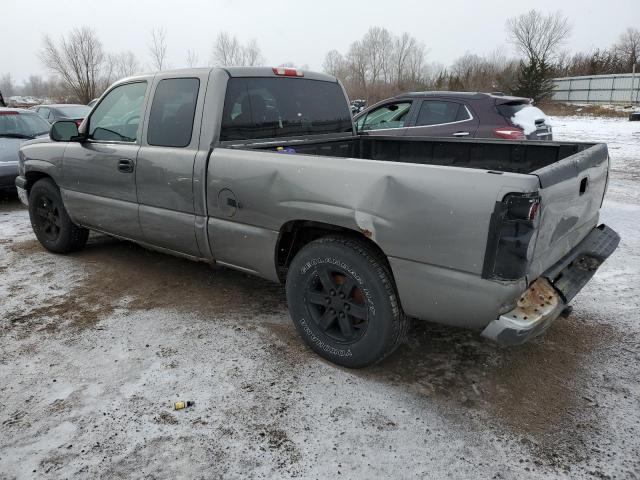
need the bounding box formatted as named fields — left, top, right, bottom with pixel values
left=2, top=0, right=639, bottom=83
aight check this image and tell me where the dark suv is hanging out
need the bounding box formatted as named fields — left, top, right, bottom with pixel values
left=354, top=92, right=552, bottom=140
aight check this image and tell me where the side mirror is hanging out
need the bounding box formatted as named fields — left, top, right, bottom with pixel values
left=50, top=120, right=81, bottom=142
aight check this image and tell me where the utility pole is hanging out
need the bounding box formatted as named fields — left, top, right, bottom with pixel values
left=633, top=64, right=638, bottom=105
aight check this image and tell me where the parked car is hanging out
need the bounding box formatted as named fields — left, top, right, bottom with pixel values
left=350, top=99, right=367, bottom=115
left=354, top=92, right=553, bottom=140
left=0, top=108, right=50, bottom=191
left=16, top=67, right=617, bottom=368
left=32, top=104, right=91, bottom=126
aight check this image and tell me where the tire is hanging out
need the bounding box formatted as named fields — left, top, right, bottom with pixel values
left=28, top=178, right=89, bottom=253
left=285, top=236, right=409, bottom=368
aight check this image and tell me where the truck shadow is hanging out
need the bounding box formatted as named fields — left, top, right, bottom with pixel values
left=359, top=314, right=618, bottom=468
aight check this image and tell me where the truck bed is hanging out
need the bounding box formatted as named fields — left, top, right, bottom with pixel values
left=243, top=135, right=595, bottom=175
left=219, top=133, right=609, bottom=324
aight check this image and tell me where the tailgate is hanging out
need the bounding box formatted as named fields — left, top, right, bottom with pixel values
left=528, top=143, right=609, bottom=280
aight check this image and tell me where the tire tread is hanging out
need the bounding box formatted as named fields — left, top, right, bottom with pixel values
left=306, top=235, right=409, bottom=365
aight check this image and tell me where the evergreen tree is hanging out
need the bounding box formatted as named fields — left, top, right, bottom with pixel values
left=512, top=58, right=555, bottom=102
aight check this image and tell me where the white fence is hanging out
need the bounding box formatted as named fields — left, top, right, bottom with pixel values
left=552, top=73, right=640, bottom=104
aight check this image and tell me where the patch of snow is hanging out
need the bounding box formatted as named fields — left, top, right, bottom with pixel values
left=511, top=106, right=548, bottom=134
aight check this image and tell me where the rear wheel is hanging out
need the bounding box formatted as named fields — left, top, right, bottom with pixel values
left=286, top=236, right=408, bottom=368
left=28, top=178, right=89, bottom=253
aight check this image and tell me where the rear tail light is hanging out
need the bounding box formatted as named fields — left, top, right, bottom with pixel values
left=74, top=119, right=83, bottom=127
left=505, top=194, right=540, bottom=222
left=493, top=127, right=525, bottom=140
left=482, top=193, right=540, bottom=280
left=272, top=67, right=304, bottom=77
left=0, top=111, right=19, bottom=115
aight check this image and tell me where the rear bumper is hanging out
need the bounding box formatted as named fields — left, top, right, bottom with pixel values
left=481, top=224, right=620, bottom=346
left=0, top=162, right=18, bottom=189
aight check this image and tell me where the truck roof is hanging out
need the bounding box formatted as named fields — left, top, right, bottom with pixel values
left=113, top=67, right=338, bottom=87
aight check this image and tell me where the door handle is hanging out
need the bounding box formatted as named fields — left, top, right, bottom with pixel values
left=452, top=131, right=470, bottom=137
left=118, top=158, right=134, bottom=173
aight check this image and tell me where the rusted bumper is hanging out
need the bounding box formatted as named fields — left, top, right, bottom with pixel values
left=481, top=224, right=620, bottom=346
left=481, top=278, right=564, bottom=346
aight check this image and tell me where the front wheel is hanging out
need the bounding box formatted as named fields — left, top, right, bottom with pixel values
left=28, top=178, right=89, bottom=253
left=285, top=236, right=409, bottom=368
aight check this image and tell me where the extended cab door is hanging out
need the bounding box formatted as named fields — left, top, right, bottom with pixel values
left=61, top=81, right=149, bottom=239
left=135, top=74, right=208, bottom=257
left=407, top=99, right=479, bottom=138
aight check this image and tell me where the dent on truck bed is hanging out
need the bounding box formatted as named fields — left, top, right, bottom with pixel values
left=207, top=146, right=540, bottom=329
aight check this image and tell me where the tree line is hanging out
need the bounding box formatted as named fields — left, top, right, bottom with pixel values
left=1, top=11, right=638, bottom=105
left=0, top=28, right=267, bottom=104
left=326, top=12, right=639, bottom=104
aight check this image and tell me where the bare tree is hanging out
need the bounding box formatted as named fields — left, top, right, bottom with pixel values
left=186, top=49, right=199, bottom=68
left=212, top=32, right=242, bottom=66
left=322, top=50, right=347, bottom=77
left=40, top=27, right=107, bottom=103
left=506, top=10, right=571, bottom=64
left=392, top=33, right=416, bottom=87
left=23, top=75, right=46, bottom=97
left=615, top=27, right=640, bottom=71
left=148, top=27, right=168, bottom=71
left=322, top=28, right=429, bottom=102
left=211, top=32, right=264, bottom=66
left=0, top=73, right=15, bottom=97
left=243, top=39, right=264, bottom=66
left=109, top=51, right=140, bottom=80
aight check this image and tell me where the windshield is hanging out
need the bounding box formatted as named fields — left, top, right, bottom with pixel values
left=0, top=112, right=50, bottom=138
left=220, top=77, right=353, bottom=142
left=55, top=105, right=91, bottom=118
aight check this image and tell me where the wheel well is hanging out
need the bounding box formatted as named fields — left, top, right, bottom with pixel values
left=24, top=171, right=53, bottom=192
left=275, top=220, right=391, bottom=282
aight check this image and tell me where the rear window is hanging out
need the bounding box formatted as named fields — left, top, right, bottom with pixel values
left=55, top=105, right=91, bottom=118
left=415, top=101, right=470, bottom=126
left=496, top=101, right=531, bottom=118
left=147, top=78, right=200, bottom=148
left=220, top=77, right=352, bottom=142
left=0, top=112, right=50, bottom=137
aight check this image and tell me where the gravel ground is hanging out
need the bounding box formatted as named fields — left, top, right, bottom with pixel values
left=1, top=116, right=639, bottom=479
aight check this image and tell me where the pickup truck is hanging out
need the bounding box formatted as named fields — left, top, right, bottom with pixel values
left=16, top=67, right=620, bottom=368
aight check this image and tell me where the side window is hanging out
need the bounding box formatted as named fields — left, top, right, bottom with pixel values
left=88, top=82, right=147, bottom=142
left=147, top=78, right=200, bottom=148
left=37, top=107, right=50, bottom=120
left=361, top=102, right=411, bottom=131
left=415, top=101, right=469, bottom=126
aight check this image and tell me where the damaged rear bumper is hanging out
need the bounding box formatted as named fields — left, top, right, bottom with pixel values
left=481, top=224, right=620, bottom=346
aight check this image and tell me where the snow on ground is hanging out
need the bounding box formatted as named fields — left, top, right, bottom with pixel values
left=550, top=115, right=640, bottom=204
left=0, top=116, right=639, bottom=479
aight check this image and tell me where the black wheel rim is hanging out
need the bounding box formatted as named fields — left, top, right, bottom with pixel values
left=304, top=266, right=369, bottom=343
left=34, top=193, right=62, bottom=242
